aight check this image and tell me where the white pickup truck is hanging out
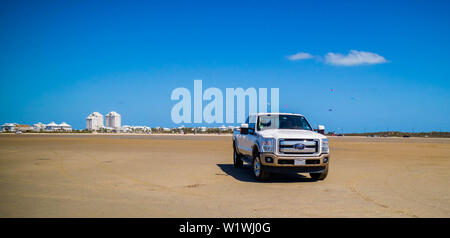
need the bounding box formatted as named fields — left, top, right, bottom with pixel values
left=233, top=113, right=330, bottom=181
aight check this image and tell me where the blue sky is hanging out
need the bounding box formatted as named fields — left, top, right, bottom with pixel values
left=0, top=0, right=449, bottom=132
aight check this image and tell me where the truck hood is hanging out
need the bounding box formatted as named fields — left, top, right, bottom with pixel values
left=257, top=129, right=326, bottom=140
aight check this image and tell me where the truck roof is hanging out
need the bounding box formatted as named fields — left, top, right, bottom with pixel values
left=250, top=112, right=305, bottom=117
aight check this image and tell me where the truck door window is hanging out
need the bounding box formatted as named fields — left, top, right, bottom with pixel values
left=248, top=116, right=256, bottom=134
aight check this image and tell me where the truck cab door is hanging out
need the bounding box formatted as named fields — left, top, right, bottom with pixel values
left=239, top=115, right=257, bottom=156
left=236, top=116, right=255, bottom=156
left=246, top=115, right=258, bottom=156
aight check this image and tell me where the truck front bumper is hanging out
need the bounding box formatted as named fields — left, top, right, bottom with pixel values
left=259, top=153, right=330, bottom=174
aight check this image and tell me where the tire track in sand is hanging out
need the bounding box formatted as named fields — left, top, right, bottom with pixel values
left=347, top=176, right=419, bottom=217
left=74, top=149, right=209, bottom=199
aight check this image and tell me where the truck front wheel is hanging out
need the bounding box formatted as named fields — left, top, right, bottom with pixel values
left=310, top=166, right=328, bottom=181
left=253, top=155, right=270, bottom=181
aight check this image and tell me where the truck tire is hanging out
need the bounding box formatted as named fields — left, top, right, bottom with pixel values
left=310, top=166, right=328, bottom=181
left=253, top=154, right=270, bottom=181
left=233, top=142, right=243, bottom=168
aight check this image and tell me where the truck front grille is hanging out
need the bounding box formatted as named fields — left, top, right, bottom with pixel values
left=279, top=139, right=319, bottom=155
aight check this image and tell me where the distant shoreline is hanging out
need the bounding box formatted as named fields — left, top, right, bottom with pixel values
left=0, top=132, right=233, bottom=136
left=2, top=132, right=450, bottom=140
left=341, top=131, right=450, bottom=138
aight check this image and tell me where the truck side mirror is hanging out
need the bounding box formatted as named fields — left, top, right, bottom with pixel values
left=240, top=123, right=249, bottom=135
left=317, top=125, right=325, bottom=135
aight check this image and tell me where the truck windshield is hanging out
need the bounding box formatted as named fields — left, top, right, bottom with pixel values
left=257, top=115, right=312, bottom=131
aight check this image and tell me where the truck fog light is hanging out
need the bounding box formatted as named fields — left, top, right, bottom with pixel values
left=323, top=157, right=329, bottom=163
left=265, top=157, right=274, bottom=163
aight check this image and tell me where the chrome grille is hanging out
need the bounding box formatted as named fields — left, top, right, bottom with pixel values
left=279, top=139, right=319, bottom=154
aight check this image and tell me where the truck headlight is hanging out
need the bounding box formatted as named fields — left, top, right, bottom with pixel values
left=321, top=138, right=329, bottom=153
left=261, top=138, right=275, bottom=153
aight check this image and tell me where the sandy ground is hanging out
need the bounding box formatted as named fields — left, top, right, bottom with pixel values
left=0, top=134, right=449, bottom=217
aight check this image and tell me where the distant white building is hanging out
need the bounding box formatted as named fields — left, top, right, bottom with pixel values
left=120, top=125, right=132, bottom=133
left=45, top=122, right=59, bottom=131
left=59, top=122, right=72, bottom=132
left=105, top=111, right=121, bottom=129
left=44, top=122, right=72, bottom=132
left=100, top=126, right=114, bottom=132
left=33, top=122, right=46, bottom=131
left=121, top=125, right=151, bottom=133
left=134, top=126, right=151, bottom=133
left=86, top=112, right=104, bottom=131
left=17, top=124, right=32, bottom=132
left=2, top=123, right=17, bottom=132
left=2, top=123, right=33, bottom=132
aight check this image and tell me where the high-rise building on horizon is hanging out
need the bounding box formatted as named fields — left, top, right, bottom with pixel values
left=86, top=112, right=104, bottom=131
left=106, top=111, right=121, bottom=129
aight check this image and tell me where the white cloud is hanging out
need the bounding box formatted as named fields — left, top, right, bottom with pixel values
left=287, top=52, right=314, bottom=61
left=325, top=50, right=387, bottom=66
